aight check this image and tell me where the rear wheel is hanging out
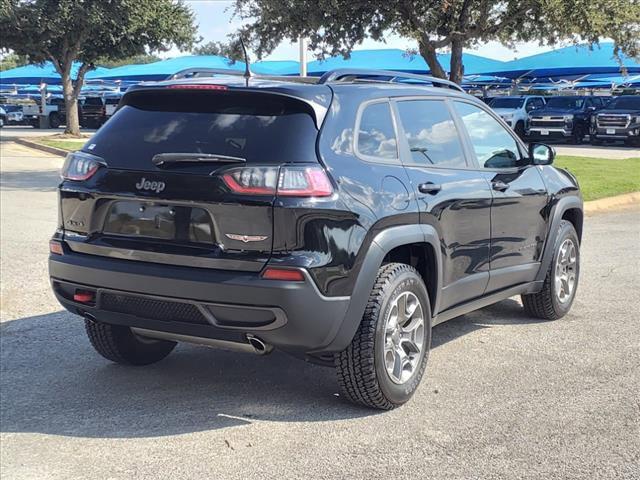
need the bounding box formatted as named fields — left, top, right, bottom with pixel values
left=522, top=220, right=580, bottom=320
left=335, top=263, right=431, bottom=410
left=49, top=112, right=61, bottom=129
left=85, top=319, right=176, bottom=365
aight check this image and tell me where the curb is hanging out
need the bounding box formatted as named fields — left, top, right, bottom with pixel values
left=584, top=192, right=640, bottom=214
left=12, top=138, right=69, bottom=157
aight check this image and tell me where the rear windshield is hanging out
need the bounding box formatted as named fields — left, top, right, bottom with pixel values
left=85, top=90, right=319, bottom=170
left=83, top=97, right=104, bottom=106
left=489, top=98, right=524, bottom=109
left=604, top=96, right=640, bottom=110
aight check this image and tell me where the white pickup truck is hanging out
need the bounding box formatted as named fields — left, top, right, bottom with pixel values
left=488, top=96, right=546, bottom=138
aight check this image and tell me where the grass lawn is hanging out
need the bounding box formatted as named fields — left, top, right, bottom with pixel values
left=554, top=156, right=640, bottom=202
left=36, top=138, right=86, bottom=152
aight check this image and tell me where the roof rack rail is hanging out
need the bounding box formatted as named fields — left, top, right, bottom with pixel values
left=169, top=68, right=246, bottom=80
left=169, top=68, right=319, bottom=84
left=317, top=68, right=464, bottom=92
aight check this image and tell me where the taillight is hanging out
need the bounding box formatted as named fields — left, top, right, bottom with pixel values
left=261, top=267, right=305, bottom=281
left=222, top=166, right=333, bottom=197
left=61, top=151, right=104, bottom=181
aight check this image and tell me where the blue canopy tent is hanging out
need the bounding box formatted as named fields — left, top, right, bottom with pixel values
left=0, top=62, right=110, bottom=85
left=487, top=43, right=640, bottom=80
left=307, top=49, right=506, bottom=76
left=92, top=55, right=245, bottom=82
left=252, top=60, right=300, bottom=75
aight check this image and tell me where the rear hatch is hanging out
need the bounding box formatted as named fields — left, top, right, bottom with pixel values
left=59, top=86, right=322, bottom=272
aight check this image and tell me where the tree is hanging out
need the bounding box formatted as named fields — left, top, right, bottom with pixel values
left=192, top=38, right=246, bottom=64
left=97, top=54, right=161, bottom=69
left=231, top=0, right=640, bottom=84
left=0, top=52, right=29, bottom=71
left=0, top=0, right=196, bottom=135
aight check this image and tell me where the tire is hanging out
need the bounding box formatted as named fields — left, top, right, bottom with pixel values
left=84, top=319, right=176, bottom=365
left=571, top=126, right=584, bottom=145
left=522, top=220, right=580, bottom=320
left=335, top=263, right=432, bottom=410
left=514, top=121, right=526, bottom=139
left=49, top=112, right=61, bottom=129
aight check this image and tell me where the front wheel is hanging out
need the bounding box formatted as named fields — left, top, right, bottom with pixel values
left=335, top=263, right=432, bottom=410
left=514, top=121, right=526, bottom=139
left=85, top=319, right=176, bottom=365
left=522, top=220, right=580, bottom=320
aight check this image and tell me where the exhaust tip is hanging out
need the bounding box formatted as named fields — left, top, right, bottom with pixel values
left=246, top=335, right=273, bottom=355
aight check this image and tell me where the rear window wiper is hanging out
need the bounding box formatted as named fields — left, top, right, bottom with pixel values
left=152, top=153, right=246, bottom=167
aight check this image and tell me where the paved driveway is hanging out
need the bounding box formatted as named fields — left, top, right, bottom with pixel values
left=1, top=143, right=638, bottom=479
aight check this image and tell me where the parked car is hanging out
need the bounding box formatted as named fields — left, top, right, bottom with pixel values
left=527, top=96, right=606, bottom=144
left=23, top=96, right=65, bottom=128
left=104, top=94, right=122, bottom=120
left=590, top=95, right=640, bottom=146
left=80, top=96, right=107, bottom=128
left=49, top=69, right=583, bottom=410
left=488, top=95, right=546, bottom=137
left=0, top=104, right=24, bottom=125
left=0, top=106, right=5, bottom=128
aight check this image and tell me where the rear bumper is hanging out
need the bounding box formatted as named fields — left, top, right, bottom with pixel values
left=49, top=248, right=350, bottom=356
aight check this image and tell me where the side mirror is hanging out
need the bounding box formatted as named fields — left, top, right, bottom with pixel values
left=529, top=143, right=554, bottom=165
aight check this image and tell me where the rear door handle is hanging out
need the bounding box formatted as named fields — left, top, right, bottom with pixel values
left=418, top=182, right=442, bottom=194
left=491, top=180, right=510, bottom=192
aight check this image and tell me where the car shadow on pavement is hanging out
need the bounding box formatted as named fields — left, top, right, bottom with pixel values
left=0, top=300, right=546, bottom=439
left=0, top=170, right=61, bottom=192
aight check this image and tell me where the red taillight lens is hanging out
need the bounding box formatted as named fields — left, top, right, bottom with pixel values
left=222, top=166, right=333, bottom=197
left=222, top=167, right=278, bottom=195
left=61, top=151, right=104, bottom=181
left=277, top=166, right=333, bottom=197
left=261, top=268, right=305, bottom=281
left=49, top=240, right=64, bottom=255
left=167, top=84, right=228, bottom=91
left=73, top=290, right=95, bottom=303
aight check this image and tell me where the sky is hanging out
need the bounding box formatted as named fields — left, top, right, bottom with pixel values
left=179, top=0, right=559, bottom=62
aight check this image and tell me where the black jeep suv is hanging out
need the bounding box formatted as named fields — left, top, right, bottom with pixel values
left=527, top=95, right=605, bottom=144
left=590, top=95, right=640, bottom=146
left=49, top=69, right=583, bottom=410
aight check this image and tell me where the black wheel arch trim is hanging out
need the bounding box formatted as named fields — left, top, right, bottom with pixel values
left=535, top=195, right=583, bottom=283
left=319, top=224, right=442, bottom=353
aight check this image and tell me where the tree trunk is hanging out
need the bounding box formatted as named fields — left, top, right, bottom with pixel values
left=449, top=38, right=464, bottom=85
left=61, top=69, right=81, bottom=136
left=418, top=39, right=448, bottom=79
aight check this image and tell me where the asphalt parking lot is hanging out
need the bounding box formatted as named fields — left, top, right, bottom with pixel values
left=1, top=141, right=639, bottom=480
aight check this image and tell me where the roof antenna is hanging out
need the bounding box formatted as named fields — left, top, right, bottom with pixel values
left=239, top=36, right=252, bottom=87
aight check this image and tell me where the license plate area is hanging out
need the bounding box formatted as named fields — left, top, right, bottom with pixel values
left=606, top=128, right=616, bottom=135
left=540, top=129, right=549, bottom=135
left=103, top=201, right=215, bottom=244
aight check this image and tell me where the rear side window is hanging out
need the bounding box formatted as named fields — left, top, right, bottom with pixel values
left=356, top=102, right=398, bottom=160
left=395, top=100, right=467, bottom=168
left=85, top=90, right=319, bottom=170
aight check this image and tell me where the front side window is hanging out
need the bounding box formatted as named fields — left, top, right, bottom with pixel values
left=357, top=102, right=398, bottom=160
left=396, top=100, right=467, bottom=168
left=490, top=98, right=524, bottom=109
left=453, top=101, right=522, bottom=169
